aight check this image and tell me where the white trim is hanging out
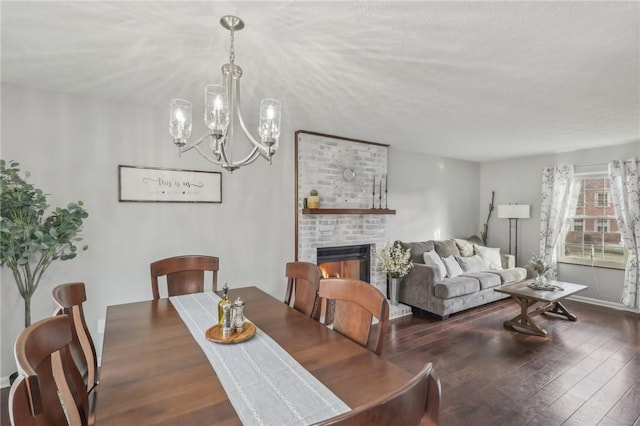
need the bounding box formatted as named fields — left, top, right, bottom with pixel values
left=568, top=295, right=640, bottom=313
left=1, top=375, right=10, bottom=388
left=389, top=303, right=412, bottom=320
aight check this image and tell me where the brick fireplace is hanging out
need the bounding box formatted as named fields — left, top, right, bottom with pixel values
left=295, top=131, right=411, bottom=318
left=295, top=131, right=390, bottom=296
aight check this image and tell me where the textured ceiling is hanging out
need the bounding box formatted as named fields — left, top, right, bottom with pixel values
left=2, top=1, right=638, bottom=162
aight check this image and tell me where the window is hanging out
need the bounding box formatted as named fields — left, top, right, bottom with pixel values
left=596, top=192, right=609, bottom=207
left=572, top=219, right=584, bottom=231
left=558, top=174, right=627, bottom=269
left=596, top=219, right=609, bottom=232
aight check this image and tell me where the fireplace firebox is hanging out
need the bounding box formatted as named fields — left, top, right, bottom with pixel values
left=316, top=244, right=370, bottom=282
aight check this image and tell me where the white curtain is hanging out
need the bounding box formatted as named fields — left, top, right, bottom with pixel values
left=539, top=164, right=576, bottom=279
left=608, top=160, right=640, bottom=310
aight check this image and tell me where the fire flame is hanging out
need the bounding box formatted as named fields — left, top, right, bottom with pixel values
left=319, top=265, right=340, bottom=279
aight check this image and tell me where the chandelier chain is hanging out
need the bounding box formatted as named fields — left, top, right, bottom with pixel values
left=229, top=29, right=235, bottom=65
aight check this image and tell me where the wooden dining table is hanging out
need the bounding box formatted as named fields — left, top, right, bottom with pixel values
left=96, top=286, right=413, bottom=425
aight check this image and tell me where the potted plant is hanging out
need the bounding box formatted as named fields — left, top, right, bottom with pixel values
left=0, top=160, right=89, bottom=327
left=528, top=254, right=551, bottom=286
left=377, top=243, right=413, bottom=305
left=308, top=189, right=320, bottom=208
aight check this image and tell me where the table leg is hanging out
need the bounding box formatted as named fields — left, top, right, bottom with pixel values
left=503, top=296, right=548, bottom=337
left=545, top=301, right=577, bottom=321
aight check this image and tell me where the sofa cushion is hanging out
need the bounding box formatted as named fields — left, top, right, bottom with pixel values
left=456, top=255, right=487, bottom=273
left=475, top=245, right=503, bottom=270
left=461, top=272, right=502, bottom=289
left=423, top=250, right=446, bottom=282
left=441, top=255, right=463, bottom=278
left=434, top=239, right=460, bottom=258
left=397, top=240, right=435, bottom=264
left=434, top=276, right=480, bottom=299
left=454, top=238, right=475, bottom=257
left=487, top=267, right=527, bottom=284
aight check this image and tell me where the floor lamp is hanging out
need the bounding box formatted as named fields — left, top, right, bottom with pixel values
left=497, top=204, right=530, bottom=265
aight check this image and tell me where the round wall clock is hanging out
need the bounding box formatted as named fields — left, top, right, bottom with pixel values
left=342, top=168, right=356, bottom=182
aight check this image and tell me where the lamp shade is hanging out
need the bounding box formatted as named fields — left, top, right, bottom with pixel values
left=497, top=204, right=530, bottom=219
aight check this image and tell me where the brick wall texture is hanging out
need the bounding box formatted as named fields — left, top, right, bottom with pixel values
left=297, top=133, right=391, bottom=293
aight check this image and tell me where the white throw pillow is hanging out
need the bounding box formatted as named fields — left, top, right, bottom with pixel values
left=475, top=246, right=503, bottom=270
left=423, top=250, right=446, bottom=282
left=454, top=238, right=475, bottom=257
left=441, top=255, right=464, bottom=277
left=456, top=255, right=487, bottom=273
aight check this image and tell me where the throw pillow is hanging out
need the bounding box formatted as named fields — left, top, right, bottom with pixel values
left=433, top=239, right=461, bottom=258
left=441, top=255, right=464, bottom=278
left=399, top=240, right=435, bottom=264
left=475, top=245, right=503, bottom=270
left=423, top=250, right=446, bottom=282
left=454, top=238, right=475, bottom=257
left=466, top=235, right=483, bottom=246
left=456, top=254, right=487, bottom=273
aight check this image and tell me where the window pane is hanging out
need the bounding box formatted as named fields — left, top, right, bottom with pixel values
left=559, top=175, right=626, bottom=268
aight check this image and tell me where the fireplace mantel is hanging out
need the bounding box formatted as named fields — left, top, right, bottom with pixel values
left=302, top=208, right=396, bottom=215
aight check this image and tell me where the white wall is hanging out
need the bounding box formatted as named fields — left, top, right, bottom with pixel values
left=0, top=83, right=295, bottom=378
left=480, top=141, right=640, bottom=304
left=0, top=84, right=483, bottom=379
left=387, top=149, right=481, bottom=242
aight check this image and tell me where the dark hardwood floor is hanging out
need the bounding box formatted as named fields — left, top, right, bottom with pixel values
left=1, top=298, right=638, bottom=425
left=383, top=299, right=640, bottom=426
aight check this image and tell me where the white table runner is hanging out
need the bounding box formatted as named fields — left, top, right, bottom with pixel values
left=170, top=292, right=350, bottom=426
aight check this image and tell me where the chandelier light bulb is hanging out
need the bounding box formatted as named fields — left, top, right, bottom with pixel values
left=259, top=99, right=281, bottom=146
left=204, top=84, right=229, bottom=139
left=169, top=99, right=192, bottom=147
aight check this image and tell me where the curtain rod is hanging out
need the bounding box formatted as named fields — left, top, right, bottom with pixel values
left=574, top=159, right=638, bottom=176
left=576, top=158, right=638, bottom=168
left=575, top=162, right=607, bottom=168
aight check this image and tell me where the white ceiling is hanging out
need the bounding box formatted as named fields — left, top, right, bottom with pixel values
left=2, top=1, right=638, bottom=162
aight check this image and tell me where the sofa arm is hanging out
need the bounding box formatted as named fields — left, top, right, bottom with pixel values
left=398, top=264, right=437, bottom=311
left=501, top=254, right=515, bottom=269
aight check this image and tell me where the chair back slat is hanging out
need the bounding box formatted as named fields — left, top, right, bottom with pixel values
left=150, top=255, right=219, bottom=299
left=318, top=278, right=389, bottom=355
left=52, top=282, right=99, bottom=394
left=284, top=262, right=322, bottom=318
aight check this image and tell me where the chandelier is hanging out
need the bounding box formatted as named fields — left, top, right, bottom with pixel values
left=169, top=16, right=282, bottom=172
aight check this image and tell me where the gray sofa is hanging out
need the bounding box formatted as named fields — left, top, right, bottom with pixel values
left=395, top=237, right=527, bottom=319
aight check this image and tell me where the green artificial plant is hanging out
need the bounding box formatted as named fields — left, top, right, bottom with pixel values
left=0, top=160, right=89, bottom=327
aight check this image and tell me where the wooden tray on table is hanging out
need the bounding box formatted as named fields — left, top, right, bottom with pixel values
left=205, top=322, right=256, bottom=344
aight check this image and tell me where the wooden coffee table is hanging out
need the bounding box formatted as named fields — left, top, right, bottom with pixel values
left=494, top=280, right=587, bottom=337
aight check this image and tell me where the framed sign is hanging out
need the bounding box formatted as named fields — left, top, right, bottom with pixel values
left=118, top=165, right=222, bottom=203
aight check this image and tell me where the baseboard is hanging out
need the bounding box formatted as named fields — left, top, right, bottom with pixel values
left=1, top=375, right=10, bottom=388
left=568, top=295, right=640, bottom=313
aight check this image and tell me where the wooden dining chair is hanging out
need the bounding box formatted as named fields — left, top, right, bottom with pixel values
left=150, top=255, right=219, bottom=299
left=52, top=282, right=99, bottom=395
left=11, top=315, right=89, bottom=426
left=9, top=375, right=36, bottom=426
left=311, top=362, right=441, bottom=426
left=317, top=278, right=390, bottom=355
left=284, top=261, right=322, bottom=318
